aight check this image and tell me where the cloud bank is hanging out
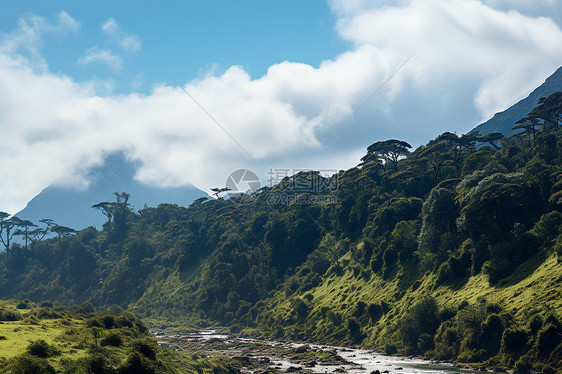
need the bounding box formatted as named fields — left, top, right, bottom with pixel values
left=1, top=0, right=562, bottom=214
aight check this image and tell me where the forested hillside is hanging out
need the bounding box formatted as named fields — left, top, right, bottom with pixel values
left=2, top=92, right=562, bottom=372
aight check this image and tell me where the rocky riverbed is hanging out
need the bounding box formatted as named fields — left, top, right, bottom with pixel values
left=152, top=329, right=484, bottom=374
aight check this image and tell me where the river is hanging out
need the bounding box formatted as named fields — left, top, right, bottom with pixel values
left=153, top=329, right=485, bottom=374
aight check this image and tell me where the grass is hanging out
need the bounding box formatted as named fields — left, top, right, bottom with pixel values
left=254, top=248, right=562, bottom=352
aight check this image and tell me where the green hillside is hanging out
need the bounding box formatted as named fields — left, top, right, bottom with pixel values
left=0, top=300, right=234, bottom=373
left=2, top=92, right=562, bottom=372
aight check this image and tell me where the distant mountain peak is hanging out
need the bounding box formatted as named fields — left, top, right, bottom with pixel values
left=16, top=152, right=206, bottom=230
left=472, top=66, right=562, bottom=135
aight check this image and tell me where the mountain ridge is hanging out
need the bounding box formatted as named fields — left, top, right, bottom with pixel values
left=16, top=152, right=207, bottom=230
left=471, top=66, right=562, bottom=135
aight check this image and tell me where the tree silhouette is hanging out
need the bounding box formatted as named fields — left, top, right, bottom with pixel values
left=361, top=139, right=412, bottom=171
left=479, top=132, right=504, bottom=150
left=92, top=201, right=114, bottom=227
left=51, top=225, right=76, bottom=246
left=512, top=115, right=541, bottom=148
left=0, top=214, right=24, bottom=256
left=13, top=219, right=36, bottom=250
left=530, top=92, right=562, bottom=131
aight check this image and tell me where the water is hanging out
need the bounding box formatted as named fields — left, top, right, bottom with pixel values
left=153, top=329, right=483, bottom=374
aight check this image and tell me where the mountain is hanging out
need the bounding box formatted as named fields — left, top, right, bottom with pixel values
left=16, top=153, right=207, bottom=230
left=3, top=92, right=562, bottom=372
left=472, top=66, right=562, bottom=135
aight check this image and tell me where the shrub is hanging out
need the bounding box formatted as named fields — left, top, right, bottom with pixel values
left=417, top=333, right=435, bottom=353
left=118, top=352, right=158, bottom=374
left=501, top=328, right=528, bottom=354
left=100, top=332, right=123, bottom=347
left=0, top=308, right=22, bottom=321
left=7, top=355, right=56, bottom=374
left=16, top=300, right=32, bottom=309
left=536, top=324, right=561, bottom=357
left=131, top=338, right=158, bottom=360
left=102, top=315, right=116, bottom=329
left=529, top=314, right=544, bottom=335
left=74, top=301, right=95, bottom=315
left=26, top=340, right=59, bottom=358
left=384, top=344, right=397, bottom=355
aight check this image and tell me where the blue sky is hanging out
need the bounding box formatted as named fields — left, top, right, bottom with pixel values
left=1, top=0, right=562, bottom=213
left=0, top=1, right=348, bottom=93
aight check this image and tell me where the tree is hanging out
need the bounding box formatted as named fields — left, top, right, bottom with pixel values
left=92, top=202, right=114, bottom=227
left=51, top=225, right=76, bottom=246
left=27, top=218, right=56, bottom=245
left=418, top=141, right=451, bottom=183
left=530, top=92, right=562, bottom=131
left=13, top=219, right=36, bottom=250
left=93, top=192, right=133, bottom=237
left=361, top=139, right=412, bottom=171
left=479, top=132, right=504, bottom=150
left=0, top=214, right=23, bottom=257
left=511, top=115, right=541, bottom=148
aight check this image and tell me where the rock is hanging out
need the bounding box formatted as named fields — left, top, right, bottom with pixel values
left=304, top=361, right=317, bottom=367
left=370, top=370, right=381, bottom=374
left=287, top=366, right=302, bottom=372
left=258, top=357, right=270, bottom=363
left=479, top=367, right=487, bottom=372
left=395, top=368, right=403, bottom=371
left=233, top=356, right=250, bottom=363
left=382, top=371, right=389, bottom=373
left=294, top=346, right=308, bottom=353
left=333, top=368, right=347, bottom=373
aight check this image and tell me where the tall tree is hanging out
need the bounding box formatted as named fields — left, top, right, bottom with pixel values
left=511, top=115, right=541, bottom=148
left=51, top=225, right=76, bottom=246
left=361, top=139, right=412, bottom=171
left=92, top=202, right=114, bottom=227
left=13, top=219, right=36, bottom=250
left=0, top=215, right=23, bottom=257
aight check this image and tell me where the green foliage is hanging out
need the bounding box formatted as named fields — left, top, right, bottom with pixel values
left=6, top=355, right=56, bottom=374
left=26, top=339, right=60, bottom=358
left=399, top=297, right=440, bottom=354
left=2, top=92, right=562, bottom=371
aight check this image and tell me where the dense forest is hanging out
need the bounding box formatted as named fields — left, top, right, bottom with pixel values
left=2, top=92, right=562, bottom=372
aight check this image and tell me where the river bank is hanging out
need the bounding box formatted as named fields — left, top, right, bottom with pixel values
left=152, top=329, right=487, bottom=374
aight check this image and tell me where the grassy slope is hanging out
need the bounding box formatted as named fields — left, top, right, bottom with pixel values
left=0, top=300, right=234, bottom=374
left=257, top=250, right=562, bottom=349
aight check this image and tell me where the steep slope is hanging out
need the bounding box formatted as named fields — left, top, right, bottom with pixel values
left=2, top=92, right=562, bottom=372
left=472, top=66, right=562, bottom=135
left=16, top=152, right=207, bottom=230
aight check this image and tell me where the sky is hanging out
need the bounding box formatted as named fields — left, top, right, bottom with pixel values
left=1, top=0, right=562, bottom=214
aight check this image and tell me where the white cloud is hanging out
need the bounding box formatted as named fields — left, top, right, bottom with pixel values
left=2, top=2, right=562, bottom=214
left=78, top=47, right=123, bottom=70
left=101, top=18, right=141, bottom=52
left=331, top=0, right=562, bottom=119
left=0, top=11, right=80, bottom=70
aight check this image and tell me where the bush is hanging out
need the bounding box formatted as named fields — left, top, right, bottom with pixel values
left=131, top=338, right=158, bottom=360
left=536, top=324, right=561, bottom=357
left=529, top=314, right=544, bottom=335
left=501, top=328, right=528, bottom=354
left=0, top=308, right=22, bottom=321
left=384, top=344, right=397, bottom=355
left=26, top=340, right=59, bottom=358
left=417, top=333, right=435, bottom=353
left=100, top=332, right=123, bottom=347
left=16, top=300, right=32, bottom=309
left=7, top=355, right=56, bottom=374
left=118, top=352, right=158, bottom=374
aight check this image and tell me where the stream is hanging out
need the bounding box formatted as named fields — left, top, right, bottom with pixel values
left=153, top=329, right=486, bottom=374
